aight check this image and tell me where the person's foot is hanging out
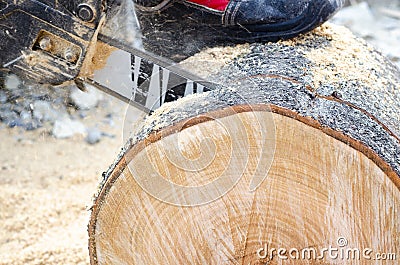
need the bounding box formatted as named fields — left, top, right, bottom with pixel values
left=134, top=0, right=345, bottom=41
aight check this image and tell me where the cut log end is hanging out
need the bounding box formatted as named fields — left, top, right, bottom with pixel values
left=90, top=108, right=400, bottom=264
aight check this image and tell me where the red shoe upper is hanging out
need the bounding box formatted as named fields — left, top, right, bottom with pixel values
left=186, top=0, right=229, bottom=11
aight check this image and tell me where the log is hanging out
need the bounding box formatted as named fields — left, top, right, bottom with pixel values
left=88, top=24, right=400, bottom=264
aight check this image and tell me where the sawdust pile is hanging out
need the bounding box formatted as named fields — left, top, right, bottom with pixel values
left=292, top=23, right=398, bottom=90
left=0, top=97, right=128, bottom=265
left=181, top=44, right=251, bottom=78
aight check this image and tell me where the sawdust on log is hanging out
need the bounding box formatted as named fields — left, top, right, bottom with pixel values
left=180, top=44, right=251, bottom=78
left=288, top=24, right=397, bottom=90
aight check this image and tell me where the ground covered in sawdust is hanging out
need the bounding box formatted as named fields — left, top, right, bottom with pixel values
left=0, top=95, right=143, bottom=264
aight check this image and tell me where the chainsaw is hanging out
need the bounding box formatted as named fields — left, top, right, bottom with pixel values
left=0, top=0, right=218, bottom=113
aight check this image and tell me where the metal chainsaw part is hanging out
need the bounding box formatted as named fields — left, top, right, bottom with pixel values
left=0, top=0, right=214, bottom=112
left=87, top=0, right=214, bottom=113
left=0, top=0, right=102, bottom=84
left=82, top=38, right=213, bottom=113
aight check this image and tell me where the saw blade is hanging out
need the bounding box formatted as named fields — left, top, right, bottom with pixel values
left=81, top=35, right=214, bottom=114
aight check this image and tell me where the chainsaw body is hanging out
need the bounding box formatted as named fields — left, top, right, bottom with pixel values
left=0, top=0, right=105, bottom=84
left=0, top=0, right=213, bottom=113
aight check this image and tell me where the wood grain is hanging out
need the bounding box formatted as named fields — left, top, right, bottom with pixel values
left=90, top=111, right=399, bottom=264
